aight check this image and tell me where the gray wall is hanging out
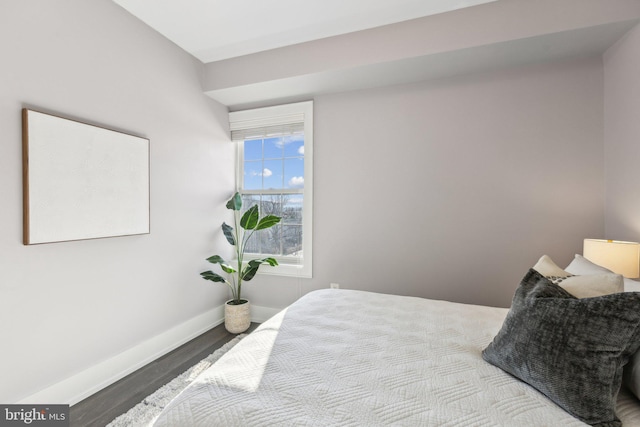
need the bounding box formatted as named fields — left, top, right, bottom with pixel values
left=604, top=24, right=640, bottom=240
left=246, top=58, right=606, bottom=309
left=0, top=1, right=233, bottom=403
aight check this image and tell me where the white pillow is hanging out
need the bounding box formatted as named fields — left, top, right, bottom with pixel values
left=533, top=255, right=623, bottom=298
left=565, top=254, right=640, bottom=292
left=625, top=280, right=640, bottom=292
left=565, top=254, right=613, bottom=275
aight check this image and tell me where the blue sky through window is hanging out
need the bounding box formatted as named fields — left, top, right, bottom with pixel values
left=243, top=134, right=304, bottom=190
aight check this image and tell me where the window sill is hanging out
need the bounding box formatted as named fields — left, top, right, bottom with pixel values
left=257, top=262, right=311, bottom=278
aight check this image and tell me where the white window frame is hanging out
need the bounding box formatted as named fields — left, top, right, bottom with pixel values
left=229, top=101, right=313, bottom=278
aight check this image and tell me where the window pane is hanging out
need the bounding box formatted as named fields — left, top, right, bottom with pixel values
left=241, top=194, right=261, bottom=253
left=244, top=230, right=260, bottom=254
left=262, top=159, right=283, bottom=189
left=282, top=195, right=303, bottom=224
left=242, top=160, right=263, bottom=190
left=241, top=194, right=260, bottom=212
left=244, top=139, right=262, bottom=161
left=239, top=195, right=302, bottom=257
left=284, top=158, right=304, bottom=189
left=264, top=137, right=283, bottom=159
left=260, top=194, right=284, bottom=218
left=284, top=135, right=304, bottom=158
left=282, top=225, right=302, bottom=256
left=259, top=224, right=281, bottom=255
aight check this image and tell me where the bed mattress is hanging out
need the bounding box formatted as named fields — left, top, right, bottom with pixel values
left=153, top=289, right=640, bottom=426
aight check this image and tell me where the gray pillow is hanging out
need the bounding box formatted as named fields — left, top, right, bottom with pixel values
left=482, top=269, right=640, bottom=427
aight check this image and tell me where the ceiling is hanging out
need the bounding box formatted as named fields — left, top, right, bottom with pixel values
left=112, top=0, right=497, bottom=63
left=112, top=0, right=639, bottom=109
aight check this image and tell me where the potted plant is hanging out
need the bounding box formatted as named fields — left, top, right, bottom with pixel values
left=201, top=192, right=281, bottom=333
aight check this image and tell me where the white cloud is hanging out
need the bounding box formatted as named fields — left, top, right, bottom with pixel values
left=298, top=146, right=304, bottom=155
left=250, top=168, right=273, bottom=177
left=274, top=135, right=304, bottom=149
left=289, top=176, right=304, bottom=188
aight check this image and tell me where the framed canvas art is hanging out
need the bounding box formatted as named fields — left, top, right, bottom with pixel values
left=22, top=109, right=150, bottom=245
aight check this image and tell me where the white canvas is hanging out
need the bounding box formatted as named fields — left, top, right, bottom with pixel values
left=23, top=109, right=150, bottom=244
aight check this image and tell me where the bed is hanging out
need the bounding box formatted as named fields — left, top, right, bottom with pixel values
left=154, top=256, right=640, bottom=427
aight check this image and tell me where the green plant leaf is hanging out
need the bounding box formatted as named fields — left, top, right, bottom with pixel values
left=240, top=205, right=259, bottom=230
left=241, top=257, right=279, bottom=281
left=206, top=255, right=236, bottom=274
left=241, top=264, right=259, bottom=282
left=221, top=222, right=235, bottom=245
left=200, top=270, right=227, bottom=283
left=256, top=215, right=281, bottom=230
left=262, top=257, right=279, bottom=267
left=225, top=192, right=242, bottom=211
left=221, top=264, right=236, bottom=274
left=206, top=255, right=225, bottom=263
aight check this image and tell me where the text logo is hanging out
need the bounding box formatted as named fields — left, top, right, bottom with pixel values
left=0, top=405, right=69, bottom=427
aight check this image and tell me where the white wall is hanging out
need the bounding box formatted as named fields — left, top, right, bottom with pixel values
left=604, top=24, right=640, bottom=240
left=246, top=58, right=605, bottom=309
left=0, top=1, right=233, bottom=403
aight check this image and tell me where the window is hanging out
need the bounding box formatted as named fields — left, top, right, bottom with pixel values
left=229, top=101, right=313, bottom=278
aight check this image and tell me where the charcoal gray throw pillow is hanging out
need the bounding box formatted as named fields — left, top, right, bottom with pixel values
left=482, top=269, right=640, bottom=427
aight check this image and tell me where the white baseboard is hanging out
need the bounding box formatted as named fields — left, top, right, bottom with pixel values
left=251, top=305, right=281, bottom=323
left=18, top=304, right=278, bottom=406
left=19, top=305, right=225, bottom=405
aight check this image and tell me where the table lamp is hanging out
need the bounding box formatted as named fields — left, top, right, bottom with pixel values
left=583, top=239, right=640, bottom=278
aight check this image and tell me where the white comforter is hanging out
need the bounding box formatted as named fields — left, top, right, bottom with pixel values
left=154, top=289, right=640, bottom=426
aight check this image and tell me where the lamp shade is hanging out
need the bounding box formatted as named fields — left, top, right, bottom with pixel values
left=583, top=239, right=640, bottom=278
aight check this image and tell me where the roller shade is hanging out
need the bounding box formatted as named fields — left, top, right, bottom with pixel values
left=230, top=111, right=305, bottom=141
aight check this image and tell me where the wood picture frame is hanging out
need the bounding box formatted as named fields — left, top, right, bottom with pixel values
left=22, top=109, right=150, bottom=245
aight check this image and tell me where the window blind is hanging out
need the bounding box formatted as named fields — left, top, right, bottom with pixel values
left=230, top=122, right=304, bottom=141
left=229, top=111, right=305, bottom=141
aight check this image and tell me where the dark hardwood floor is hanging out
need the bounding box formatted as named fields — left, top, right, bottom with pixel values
left=70, top=322, right=258, bottom=427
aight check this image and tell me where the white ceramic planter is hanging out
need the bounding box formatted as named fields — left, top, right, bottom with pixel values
left=225, top=300, right=251, bottom=334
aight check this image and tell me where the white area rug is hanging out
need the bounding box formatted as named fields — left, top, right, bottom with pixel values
left=106, top=334, right=245, bottom=427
